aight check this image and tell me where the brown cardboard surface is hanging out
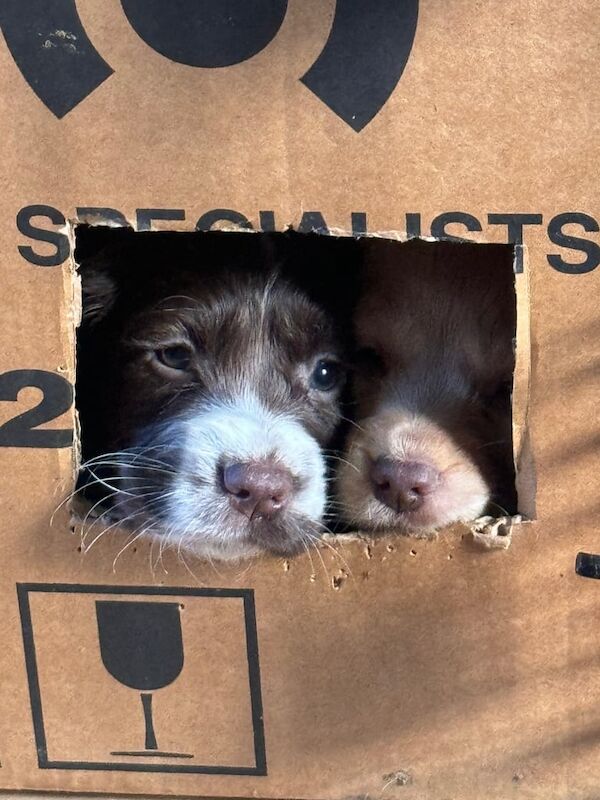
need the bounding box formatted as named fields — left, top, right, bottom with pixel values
left=0, top=1, right=599, bottom=798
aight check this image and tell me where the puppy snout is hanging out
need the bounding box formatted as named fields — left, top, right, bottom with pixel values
left=369, top=458, right=440, bottom=513
left=223, top=462, right=294, bottom=520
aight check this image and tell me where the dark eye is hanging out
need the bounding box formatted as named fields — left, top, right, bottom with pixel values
left=310, top=359, right=343, bottom=392
left=156, top=345, right=192, bottom=371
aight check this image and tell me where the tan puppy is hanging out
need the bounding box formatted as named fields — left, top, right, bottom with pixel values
left=338, top=238, right=517, bottom=535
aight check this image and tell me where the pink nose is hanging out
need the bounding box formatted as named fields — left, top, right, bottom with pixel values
left=223, top=462, right=294, bottom=520
left=369, top=458, right=440, bottom=513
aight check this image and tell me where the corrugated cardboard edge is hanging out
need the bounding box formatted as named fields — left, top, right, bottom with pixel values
left=512, top=244, right=535, bottom=520
left=61, top=221, right=81, bottom=481
left=63, top=220, right=533, bottom=548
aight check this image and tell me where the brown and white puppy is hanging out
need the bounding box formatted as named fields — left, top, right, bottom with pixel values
left=338, top=239, right=517, bottom=535
left=76, top=233, right=346, bottom=560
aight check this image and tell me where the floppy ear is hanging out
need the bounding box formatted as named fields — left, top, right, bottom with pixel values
left=78, top=251, right=119, bottom=325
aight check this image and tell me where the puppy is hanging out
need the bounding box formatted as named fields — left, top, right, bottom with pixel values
left=75, top=233, right=346, bottom=560
left=338, top=239, right=517, bottom=535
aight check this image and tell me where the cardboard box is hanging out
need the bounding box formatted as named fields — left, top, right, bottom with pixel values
left=0, top=2, right=599, bottom=798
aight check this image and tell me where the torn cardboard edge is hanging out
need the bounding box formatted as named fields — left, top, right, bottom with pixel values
left=325, top=512, right=530, bottom=558
left=62, top=219, right=533, bottom=554
left=468, top=514, right=524, bottom=550
left=512, top=244, right=536, bottom=521
left=62, top=220, right=82, bottom=480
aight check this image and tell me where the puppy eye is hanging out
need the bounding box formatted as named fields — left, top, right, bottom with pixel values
left=310, top=359, right=343, bottom=392
left=156, top=345, right=192, bottom=371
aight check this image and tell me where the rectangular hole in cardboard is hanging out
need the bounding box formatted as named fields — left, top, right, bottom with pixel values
left=70, top=225, right=532, bottom=558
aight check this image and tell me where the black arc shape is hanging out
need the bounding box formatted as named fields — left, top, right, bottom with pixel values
left=0, top=0, right=113, bottom=118
left=301, top=0, right=419, bottom=131
left=121, top=0, right=288, bottom=68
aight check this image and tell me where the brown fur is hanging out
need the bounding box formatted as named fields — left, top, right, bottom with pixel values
left=77, top=235, right=343, bottom=460
left=338, top=238, right=517, bottom=533
left=75, top=232, right=347, bottom=558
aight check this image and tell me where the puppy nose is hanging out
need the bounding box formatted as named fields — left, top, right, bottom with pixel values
left=223, top=462, right=294, bottom=520
left=369, top=458, right=440, bottom=513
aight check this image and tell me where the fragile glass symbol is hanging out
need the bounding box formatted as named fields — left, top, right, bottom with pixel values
left=96, top=600, right=193, bottom=758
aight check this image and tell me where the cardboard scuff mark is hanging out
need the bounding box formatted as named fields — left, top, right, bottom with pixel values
left=331, top=570, right=348, bottom=591
left=41, top=30, right=79, bottom=55
left=382, top=770, right=413, bottom=790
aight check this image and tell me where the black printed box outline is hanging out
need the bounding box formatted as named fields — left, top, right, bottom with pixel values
left=16, top=583, right=267, bottom=775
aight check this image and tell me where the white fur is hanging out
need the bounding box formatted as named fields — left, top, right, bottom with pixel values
left=151, top=392, right=326, bottom=559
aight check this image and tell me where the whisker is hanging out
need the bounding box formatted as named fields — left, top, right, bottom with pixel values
left=309, top=528, right=354, bottom=579
left=82, top=504, right=144, bottom=553
left=305, top=535, right=330, bottom=583
left=488, top=500, right=510, bottom=517
left=179, top=551, right=204, bottom=585
left=337, top=414, right=368, bottom=435
left=81, top=461, right=177, bottom=477
left=478, top=440, right=507, bottom=450
left=82, top=449, right=176, bottom=469
left=80, top=487, right=126, bottom=530
left=80, top=487, right=166, bottom=543
left=325, top=454, right=361, bottom=473
left=112, top=523, right=155, bottom=572
left=301, top=537, right=317, bottom=579
left=156, top=528, right=171, bottom=574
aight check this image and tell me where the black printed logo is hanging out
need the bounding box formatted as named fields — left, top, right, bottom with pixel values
left=0, top=0, right=419, bottom=131
left=18, top=583, right=266, bottom=774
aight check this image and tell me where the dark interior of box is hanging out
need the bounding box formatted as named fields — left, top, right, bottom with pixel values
left=73, top=226, right=519, bottom=547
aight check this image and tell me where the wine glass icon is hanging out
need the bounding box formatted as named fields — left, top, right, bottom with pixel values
left=96, top=600, right=193, bottom=758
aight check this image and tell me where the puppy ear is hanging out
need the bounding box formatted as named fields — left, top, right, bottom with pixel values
left=78, top=251, right=119, bottom=325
